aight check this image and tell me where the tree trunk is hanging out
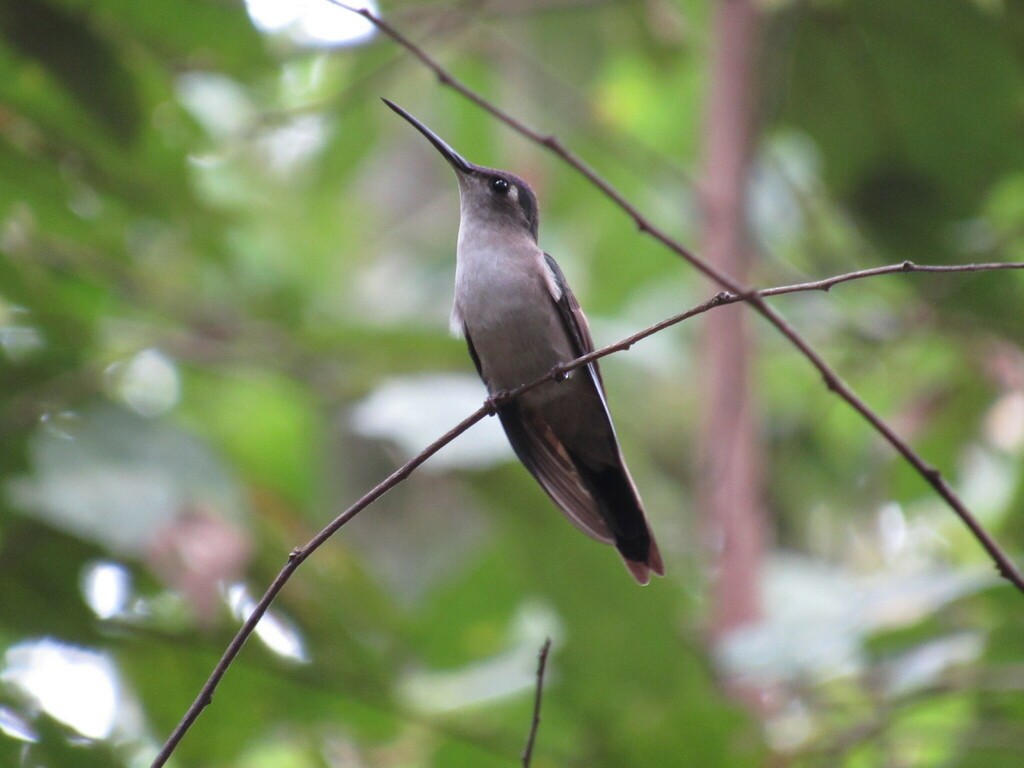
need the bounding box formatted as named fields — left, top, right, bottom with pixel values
left=697, top=0, right=767, bottom=708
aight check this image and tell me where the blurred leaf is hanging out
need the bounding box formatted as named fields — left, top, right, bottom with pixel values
left=7, top=403, right=245, bottom=556
left=775, top=0, right=1024, bottom=214
left=0, top=522, right=101, bottom=642
left=0, top=0, right=142, bottom=144
left=181, top=370, right=320, bottom=505
left=13, top=713, right=123, bottom=768
left=80, top=0, right=270, bottom=76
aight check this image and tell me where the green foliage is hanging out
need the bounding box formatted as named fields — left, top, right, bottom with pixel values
left=1, top=0, right=1023, bottom=766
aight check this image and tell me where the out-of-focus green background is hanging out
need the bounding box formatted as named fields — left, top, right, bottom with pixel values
left=2, top=0, right=1024, bottom=766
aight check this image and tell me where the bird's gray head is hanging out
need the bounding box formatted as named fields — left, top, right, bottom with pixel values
left=383, top=98, right=540, bottom=242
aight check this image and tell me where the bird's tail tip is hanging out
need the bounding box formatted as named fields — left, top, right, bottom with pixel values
left=623, top=539, right=665, bottom=585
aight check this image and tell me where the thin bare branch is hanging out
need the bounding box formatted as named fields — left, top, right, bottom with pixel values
left=150, top=259, right=1024, bottom=768
left=335, top=3, right=1024, bottom=594
left=148, top=408, right=489, bottom=768
left=522, top=638, right=553, bottom=768
left=496, top=261, right=1024, bottom=405
left=759, top=259, right=1024, bottom=296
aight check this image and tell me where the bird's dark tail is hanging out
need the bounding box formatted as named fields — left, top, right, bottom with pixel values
left=573, top=460, right=664, bottom=585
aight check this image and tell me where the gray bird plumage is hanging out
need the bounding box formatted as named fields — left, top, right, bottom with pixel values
left=384, top=98, right=663, bottom=583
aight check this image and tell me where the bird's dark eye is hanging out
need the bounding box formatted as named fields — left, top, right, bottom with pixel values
left=490, top=177, right=510, bottom=195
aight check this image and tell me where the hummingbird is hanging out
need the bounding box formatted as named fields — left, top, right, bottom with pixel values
left=383, top=99, right=664, bottom=584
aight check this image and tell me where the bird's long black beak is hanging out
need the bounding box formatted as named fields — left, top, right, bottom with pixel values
left=382, top=98, right=475, bottom=175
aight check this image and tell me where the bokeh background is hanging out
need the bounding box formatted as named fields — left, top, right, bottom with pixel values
left=2, top=0, right=1024, bottom=766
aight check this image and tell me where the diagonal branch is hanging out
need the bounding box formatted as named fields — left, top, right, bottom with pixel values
left=150, top=260, right=1024, bottom=768
left=333, top=3, right=1024, bottom=593
left=148, top=409, right=489, bottom=768
left=521, top=261, right=1024, bottom=407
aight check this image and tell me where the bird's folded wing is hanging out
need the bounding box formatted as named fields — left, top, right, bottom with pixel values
left=543, top=252, right=604, bottom=388
left=462, top=297, right=612, bottom=544
left=497, top=402, right=613, bottom=544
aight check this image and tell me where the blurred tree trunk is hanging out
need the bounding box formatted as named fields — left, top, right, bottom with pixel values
left=697, top=0, right=767, bottom=707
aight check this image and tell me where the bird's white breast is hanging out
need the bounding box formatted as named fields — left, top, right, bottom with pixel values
left=453, top=217, right=573, bottom=391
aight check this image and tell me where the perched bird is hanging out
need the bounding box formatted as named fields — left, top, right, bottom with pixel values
left=384, top=99, right=663, bottom=584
